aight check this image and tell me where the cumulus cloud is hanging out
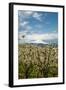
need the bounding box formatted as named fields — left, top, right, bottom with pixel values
left=19, top=20, right=32, bottom=35
left=23, top=11, right=33, bottom=16
left=27, top=33, right=58, bottom=41
left=32, top=12, right=42, bottom=21
left=18, top=32, right=58, bottom=44
left=18, top=11, right=33, bottom=20
left=18, top=11, right=31, bottom=17
left=20, top=21, right=28, bottom=27
left=18, top=10, right=42, bottom=21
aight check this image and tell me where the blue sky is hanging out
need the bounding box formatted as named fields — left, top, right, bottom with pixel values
left=18, top=10, right=58, bottom=44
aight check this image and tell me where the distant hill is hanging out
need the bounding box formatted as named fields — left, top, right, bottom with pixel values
left=19, top=43, right=58, bottom=48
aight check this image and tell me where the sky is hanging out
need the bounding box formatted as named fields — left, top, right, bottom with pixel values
left=18, top=10, right=58, bottom=44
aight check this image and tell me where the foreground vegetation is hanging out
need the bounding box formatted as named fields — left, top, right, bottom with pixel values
left=18, top=44, right=58, bottom=79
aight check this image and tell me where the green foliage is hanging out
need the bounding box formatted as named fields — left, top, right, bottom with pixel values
left=18, top=44, right=58, bottom=79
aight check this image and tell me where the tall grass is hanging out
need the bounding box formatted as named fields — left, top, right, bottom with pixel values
left=18, top=44, right=58, bottom=79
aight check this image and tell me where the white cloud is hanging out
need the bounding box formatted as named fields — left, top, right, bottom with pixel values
left=19, top=11, right=42, bottom=21
left=19, top=21, right=32, bottom=34
left=20, top=21, right=28, bottom=27
left=27, top=33, right=58, bottom=41
left=18, top=32, right=58, bottom=44
left=18, top=11, right=33, bottom=18
left=33, top=12, right=42, bottom=21
left=30, top=40, right=48, bottom=44
left=24, top=11, right=33, bottom=16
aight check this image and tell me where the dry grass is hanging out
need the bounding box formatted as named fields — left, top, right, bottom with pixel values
left=18, top=44, right=58, bottom=79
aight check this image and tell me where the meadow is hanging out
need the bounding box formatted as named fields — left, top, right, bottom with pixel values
left=18, top=44, right=58, bottom=79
